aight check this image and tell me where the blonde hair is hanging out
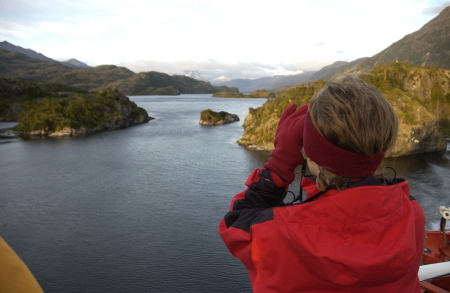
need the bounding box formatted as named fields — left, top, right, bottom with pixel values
left=307, top=71, right=398, bottom=191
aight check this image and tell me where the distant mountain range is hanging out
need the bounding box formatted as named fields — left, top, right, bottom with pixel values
left=210, top=72, right=315, bottom=93
left=0, top=41, right=90, bottom=68
left=183, top=70, right=233, bottom=84
left=0, top=48, right=237, bottom=95
left=0, top=5, right=449, bottom=94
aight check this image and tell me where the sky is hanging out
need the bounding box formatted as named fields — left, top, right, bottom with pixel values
left=0, top=0, right=449, bottom=80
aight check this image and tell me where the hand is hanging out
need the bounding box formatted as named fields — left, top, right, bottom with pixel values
left=264, top=103, right=308, bottom=183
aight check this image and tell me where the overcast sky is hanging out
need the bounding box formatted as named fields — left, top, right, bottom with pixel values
left=0, top=0, right=449, bottom=80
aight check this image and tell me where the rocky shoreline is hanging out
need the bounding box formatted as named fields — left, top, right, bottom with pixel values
left=8, top=114, right=152, bottom=138
left=0, top=116, right=152, bottom=138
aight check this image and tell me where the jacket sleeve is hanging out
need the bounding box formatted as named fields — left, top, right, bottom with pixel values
left=218, top=168, right=287, bottom=262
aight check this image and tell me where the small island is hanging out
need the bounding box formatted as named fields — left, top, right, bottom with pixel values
left=249, top=89, right=275, bottom=99
left=212, top=89, right=275, bottom=99
left=199, top=109, right=239, bottom=126
left=212, top=92, right=248, bottom=98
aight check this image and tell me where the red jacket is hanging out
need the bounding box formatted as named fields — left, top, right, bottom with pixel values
left=219, top=168, right=426, bottom=293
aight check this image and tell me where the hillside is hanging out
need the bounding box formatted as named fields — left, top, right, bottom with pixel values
left=271, top=59, right=369, bottom=93
left=49, top=65, right=136, bottom=90
left=0, top=48, right=73, bottom=82
left=0, top=48, right=237, bottom=95
left=0, top=41, right=56, bottom=62
left=363, top=6, right=450, bottom=69
left=238, top=62, right=450, bottom=157
left=95, top=71, right=238, bottom=95
left=0, top=41, right=90, bottom=68
left=61, top=58, right=90, bottom=68
left=212, top=72, right=315, bottom=92
left=308, top=58, right=369, bottom=83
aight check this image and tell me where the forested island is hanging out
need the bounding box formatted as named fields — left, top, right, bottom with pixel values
left=0, top=78, right=151, bottom=137
left=238, top=62, right=450, bottom=157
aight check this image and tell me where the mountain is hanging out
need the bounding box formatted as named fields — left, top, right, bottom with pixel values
left=183, top=70, right=208, bottom=81
left=269, top=72, right=316, bottom=90
left=213, top=72, right=315, bottom=92
left=49, top=65, right=136, bottom=90
left=1, top=41, right=91, bottom=69
left=0, top=41, right=56, bottom=62
left=211, top=76, right=232, bottom=83
left=96, top=71, right=237, bottom=95
left=61, top=58, right=90, bottom=68
left=0, top=48, right=237, bottom=95
left=0, top=48, right=74, bottom=81
left=362, top=6, right=450, bottom=69
left=0, top=50, right=134, bottom=87
left=308, top=58, right=369, bottom=82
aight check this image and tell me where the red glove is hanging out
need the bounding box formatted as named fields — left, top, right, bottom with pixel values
left=264, top=103, right=308, bottom=183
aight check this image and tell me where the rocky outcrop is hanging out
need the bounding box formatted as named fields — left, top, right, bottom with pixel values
left=389, top=103, right=447, bottom=157
left=391, top=120, right=447, bottom=157
left=199, top=114, right=239, bottom=126
left=237, top=110, right=274, bottom=152
left=237, top=63, right=450, bottom=157
left=199, top=109, right=239, bottom=126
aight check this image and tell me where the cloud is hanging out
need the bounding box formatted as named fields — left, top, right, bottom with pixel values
left=1, top=0, right=444, bottom=80
left=423, top=2, right=450, bottom=14
left=119, top=59, right=332, bottom=80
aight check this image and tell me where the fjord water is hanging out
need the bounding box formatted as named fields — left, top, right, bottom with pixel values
left=0, top=94, right=449, bottom=293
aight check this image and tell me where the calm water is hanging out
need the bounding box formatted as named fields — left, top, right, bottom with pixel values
left=0, top=94, right=449, bottom=293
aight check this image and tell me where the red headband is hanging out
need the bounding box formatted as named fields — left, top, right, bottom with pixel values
left=303, top=112, right=384, bottom=178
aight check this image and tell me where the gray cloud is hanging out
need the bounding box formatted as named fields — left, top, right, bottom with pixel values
left=423, top=2, right=450, bottom=14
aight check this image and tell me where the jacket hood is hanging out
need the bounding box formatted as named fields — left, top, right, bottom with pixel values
left=276, top=177, right=417, bottom=287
